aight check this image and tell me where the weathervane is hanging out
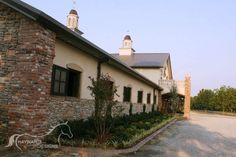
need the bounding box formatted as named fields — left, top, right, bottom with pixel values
left=73, top=0, right=77, bottom=9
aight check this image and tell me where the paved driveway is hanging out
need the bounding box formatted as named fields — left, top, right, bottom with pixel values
left=116, top=112, right=236, bottom=157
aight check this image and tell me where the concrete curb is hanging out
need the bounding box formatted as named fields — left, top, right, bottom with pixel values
left=117, top=118, right=177, bottom=154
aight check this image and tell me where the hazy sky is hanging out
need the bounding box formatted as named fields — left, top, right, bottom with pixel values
left=21, top=0, right=236, bottom=95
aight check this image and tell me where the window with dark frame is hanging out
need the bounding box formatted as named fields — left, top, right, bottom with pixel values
left=137, top=91, right=143, bottom=103
left=147, top=93, right=151, bottom=104
left=123, top=86, right=131, bottom=102
left=51, top=65, right=80, bottom=97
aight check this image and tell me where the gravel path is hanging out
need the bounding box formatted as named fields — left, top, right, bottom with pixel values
left=116, top=112, right=236, bottom=157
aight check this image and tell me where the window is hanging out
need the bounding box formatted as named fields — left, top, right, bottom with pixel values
left=147, top=93, right=151, bottom=104
left=123, top=87, right=131, bottom=102
left=51, top=65, right=80, bottom=97
left=137, top=91, right=143, bottom=103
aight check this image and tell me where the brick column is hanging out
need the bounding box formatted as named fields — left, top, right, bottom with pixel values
left=0, top=3, right=56, bottom=138
left=158, top=91, right=163, bottom=112
left=183, top=75, right=191, bottom=119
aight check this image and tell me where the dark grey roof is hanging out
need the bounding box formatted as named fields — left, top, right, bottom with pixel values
left=124, top=35, right=131, bottom=40
left=112, top=53, right=170, bottom=68
left=0, top=0, right=163, bottom=90
left=69, top=9, right=78, bottom=15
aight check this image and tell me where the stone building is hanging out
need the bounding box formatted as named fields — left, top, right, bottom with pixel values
left=0, top=0, right=165, bottom=141
left=0, top=0, right=190, bottom=143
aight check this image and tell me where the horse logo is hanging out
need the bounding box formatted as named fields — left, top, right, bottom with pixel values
left=5, top=121, right=73, bottom=151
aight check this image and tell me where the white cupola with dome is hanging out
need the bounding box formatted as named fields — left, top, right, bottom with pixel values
left=119, top=35, right=135, bottom=55
left=67, top=9, right=78, bottom=31
left=66, top=4, right=83, bottom=35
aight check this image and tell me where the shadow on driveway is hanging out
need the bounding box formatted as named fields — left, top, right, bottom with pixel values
left=115, top=113, right=236, bottom=157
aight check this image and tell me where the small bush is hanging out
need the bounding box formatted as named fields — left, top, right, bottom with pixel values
left=0, top=136, right=5, bottom=145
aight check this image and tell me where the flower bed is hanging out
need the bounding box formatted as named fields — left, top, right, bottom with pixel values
left=46, top=112, right=174, bottom=148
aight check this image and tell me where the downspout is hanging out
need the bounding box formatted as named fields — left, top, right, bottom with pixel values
left=96, top=57, right=109, bottom=80
left=153, top=88, right=156, bottom=104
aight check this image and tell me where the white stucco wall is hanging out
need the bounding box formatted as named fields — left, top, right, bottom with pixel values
left=101, top=64, right=158, bottom=104
left=54, top=39, right=97, bottom=99
left=163, top=58, right=173, bottom=80
left=134, top=58, right=172, bottom=82
left=54, top=39, right=160, bottom=105
left=134, top=68, right=162, bottom=85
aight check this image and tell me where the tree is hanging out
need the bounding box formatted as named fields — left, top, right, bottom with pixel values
left=191, top=86, right=236, bottom=113
left=213, top=86, right=236, bottom=112
left=192, top=89, right=215, bottom=110
left=169, top=84, right=180, bottom=113
left=88, top=74, right=123, bottom=143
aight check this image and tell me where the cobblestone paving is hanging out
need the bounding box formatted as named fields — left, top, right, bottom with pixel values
left=116, top=112, right=236, bottom=157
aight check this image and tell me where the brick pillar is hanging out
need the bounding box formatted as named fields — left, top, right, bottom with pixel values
left=158, top=91, right=163, bottom=112
left=0, top=3, right=56, bottom=138
left=183, top=75, right=191, bottom=119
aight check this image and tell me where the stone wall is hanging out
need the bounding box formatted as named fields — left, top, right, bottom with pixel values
left=48, top=97, right=94, bottom=125
left=114, top=102, right=154, bottom=115
left=48, top=97, right=156, bottom=125
left=0, top=3, right=55, bottom=138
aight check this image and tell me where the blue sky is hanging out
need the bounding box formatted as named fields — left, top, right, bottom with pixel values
left=22, top=0, right=236, bottom=95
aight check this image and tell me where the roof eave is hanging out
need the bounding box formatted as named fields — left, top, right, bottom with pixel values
left=131, top=66, right=163, bottom=69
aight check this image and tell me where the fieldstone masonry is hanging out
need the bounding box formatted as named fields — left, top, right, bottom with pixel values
left=48, top=97, right=155, bottom=125
left=48, top=97, right=95, bottom=125
left=116, top=102, right=155, bottom=115
left=0, top=3, right=56, bottom=139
